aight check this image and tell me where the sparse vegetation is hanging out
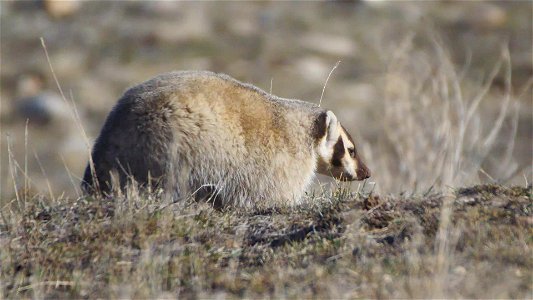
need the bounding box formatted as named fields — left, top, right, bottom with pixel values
left=0, top=185, right=530, bottom=298
left=1, top=1, right=531, bottom=299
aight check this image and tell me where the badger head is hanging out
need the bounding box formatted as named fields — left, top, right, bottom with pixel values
left=314, top=111, right=371, bottom=181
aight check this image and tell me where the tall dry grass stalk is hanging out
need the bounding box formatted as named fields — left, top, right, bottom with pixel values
left=39, top=38, right=101, bottom=197
left=369, top=34, right=520, bottom=194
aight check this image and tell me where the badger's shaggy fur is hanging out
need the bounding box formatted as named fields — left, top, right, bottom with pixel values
left=82, top=71, right=370, bottom=208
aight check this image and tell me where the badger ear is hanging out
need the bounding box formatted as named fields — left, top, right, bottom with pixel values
left=325, top=111, right=339, bottom=146
left=313, top=110, right=339, bottom=144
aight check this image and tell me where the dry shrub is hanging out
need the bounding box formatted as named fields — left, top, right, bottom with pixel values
left=366, top=33, right=522, bottom=194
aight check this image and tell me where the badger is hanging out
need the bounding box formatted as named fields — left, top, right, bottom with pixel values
left=82, top=71, right=370, bottom=208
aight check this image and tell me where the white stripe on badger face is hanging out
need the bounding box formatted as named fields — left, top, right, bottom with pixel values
left=338, top=128, right=357, bottom=179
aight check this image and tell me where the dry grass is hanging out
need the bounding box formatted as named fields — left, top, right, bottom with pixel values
left=0, top=184, right=530, bottom=298
left=1, top=4, right=531, bottom=298
left=366, top=33, right=527, bottom=194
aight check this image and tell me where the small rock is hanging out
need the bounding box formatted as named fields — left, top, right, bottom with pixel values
left=15, top=92, right=73, bottom=126
left=43, top=0, right=81, bottom=19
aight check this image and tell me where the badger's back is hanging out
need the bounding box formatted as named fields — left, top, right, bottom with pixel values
left=82, top=71, right=323, bottom=208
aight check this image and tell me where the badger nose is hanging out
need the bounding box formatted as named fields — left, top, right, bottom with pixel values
left=357, top=166, right=371, bottom=180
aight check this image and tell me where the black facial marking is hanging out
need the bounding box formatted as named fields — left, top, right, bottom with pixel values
left=331, top=136, right=345, bottom=167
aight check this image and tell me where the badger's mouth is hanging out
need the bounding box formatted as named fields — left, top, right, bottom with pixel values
left=337, top=170, right=370, bottom=182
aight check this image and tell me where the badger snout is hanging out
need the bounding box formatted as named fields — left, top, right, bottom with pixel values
left=338, top=166, right=370, bottom=182
left=355, top=164, right=371, bottom=181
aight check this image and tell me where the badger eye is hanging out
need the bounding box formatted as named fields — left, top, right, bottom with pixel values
left=348, top=148, right=356, bottom=157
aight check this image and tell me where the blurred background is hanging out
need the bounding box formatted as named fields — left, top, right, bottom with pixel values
left=1, top=0, right=531, bottom=199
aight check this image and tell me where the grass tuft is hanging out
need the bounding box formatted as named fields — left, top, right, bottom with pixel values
left=1, top=185, right=530, bottom=298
